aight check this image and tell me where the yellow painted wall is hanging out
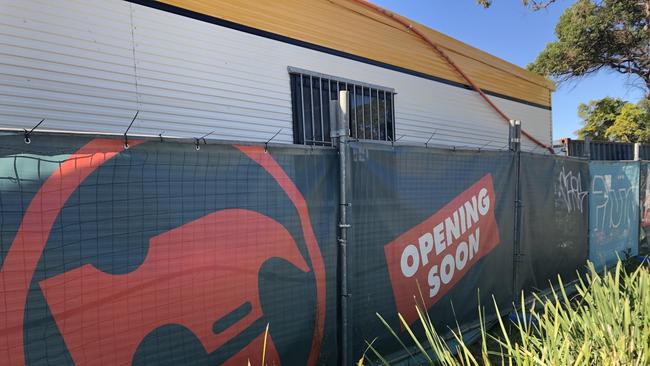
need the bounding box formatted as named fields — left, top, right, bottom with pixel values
left=157, top=0, right=554, bottom=107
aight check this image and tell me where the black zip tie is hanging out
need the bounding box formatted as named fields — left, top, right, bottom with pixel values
left=123, top=110, right=139, bottom=149
left=264, top=128, right=282, bottom=153
left=194, top=130, right=214, bottom=151
left=23, top=119, right=44, bottom=144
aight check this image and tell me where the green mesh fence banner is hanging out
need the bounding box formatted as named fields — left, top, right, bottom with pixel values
left=0, top=134, right=339, bottom=366
left=347, top=143, right=515, bottom=361
left=518, top=153, right=589, bottom=293
left=1, top=133, right=646, bottom=366
left=589, top=161, right=640, bottom=269
left=639, top=162, right=650, bottom=256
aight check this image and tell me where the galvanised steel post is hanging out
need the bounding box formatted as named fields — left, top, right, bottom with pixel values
left=510, top=120, right=523, bottom=302
left=335, top=91, right=351, bottom=366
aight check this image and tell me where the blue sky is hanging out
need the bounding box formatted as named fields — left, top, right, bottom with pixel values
left=372, top=0, right=646, bottom=140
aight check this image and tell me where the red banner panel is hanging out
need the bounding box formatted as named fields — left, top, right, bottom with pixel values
left=384, top=174, right=501, bottom=324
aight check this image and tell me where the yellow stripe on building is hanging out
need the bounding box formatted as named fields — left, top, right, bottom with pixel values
left=158, top=0, right=555, bottom=108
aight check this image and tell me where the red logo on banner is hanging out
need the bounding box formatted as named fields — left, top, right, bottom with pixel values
left=0, top=141, right=326, bottom=366
left=384, top=174, right=500, bottom=324
left=39, top=209, right=301, bottom=366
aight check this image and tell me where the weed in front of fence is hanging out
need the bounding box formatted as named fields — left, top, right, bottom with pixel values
left=359, top=260, right=650, bottom=365
left=248, top=323, right=272, bottom=366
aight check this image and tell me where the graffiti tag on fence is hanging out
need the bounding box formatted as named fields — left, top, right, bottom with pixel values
left=588, top=162, right=640, bottom=268
left=556, top=167, right=588, bottom=214
left=591, top=174, right=638, bottom=231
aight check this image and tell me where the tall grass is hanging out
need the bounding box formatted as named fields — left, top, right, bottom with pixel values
left=360, top=260, right=650, bottom=365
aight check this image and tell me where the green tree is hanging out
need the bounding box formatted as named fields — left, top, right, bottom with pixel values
left=576, top=97, right=650, bottom=142
left=479, top=0, right=650, bottom=99
left=576, top=97, right=626, bottom=140
left=531, top=0, right=650, bottom=99
left=477, top=0, right=559, bottom=10
left=605, top=101, right=650, bottom=142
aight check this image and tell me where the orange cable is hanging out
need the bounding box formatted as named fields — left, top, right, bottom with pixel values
left=349, top=0, right=554, bottom=153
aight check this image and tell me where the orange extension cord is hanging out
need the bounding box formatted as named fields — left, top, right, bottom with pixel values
left=350, top=0, right=554, bottom=153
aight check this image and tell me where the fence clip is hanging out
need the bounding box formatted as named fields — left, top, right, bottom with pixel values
left=265, top=129, right=282, bottom=153
left=123, top=110, right=139, bottom=149
left=23, top=119, right=45, bottom=144
left=194, top=130, right=214, bottom=151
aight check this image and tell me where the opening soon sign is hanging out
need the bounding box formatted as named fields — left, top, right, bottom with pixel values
left=384, top=174, right=501, bottom=324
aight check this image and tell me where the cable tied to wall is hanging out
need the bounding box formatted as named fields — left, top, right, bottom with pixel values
left=350, top=0, right=554, bottom=154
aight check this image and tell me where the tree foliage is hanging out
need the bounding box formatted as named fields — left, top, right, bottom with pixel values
left=576, top=97, right=650, bottom=142
left=479, top=0, right=650, bottom=99
left=477, top=0, right=559, bottom=10
left=529, top=0, right=650, bottom=99
left=606, top=103, right=650, bottom=142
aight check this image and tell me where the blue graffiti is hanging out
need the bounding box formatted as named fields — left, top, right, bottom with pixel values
left=589, top=162, right=640, bottom=269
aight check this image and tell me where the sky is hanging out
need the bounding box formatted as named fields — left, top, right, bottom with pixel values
left=371, top=0, right=646, bottom=140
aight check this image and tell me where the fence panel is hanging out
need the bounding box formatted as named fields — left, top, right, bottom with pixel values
left=640, top=162, right=650, bottom=256
left=588, top=161, right=640, bottom=269
left=518, top=153, right=590, bottom=292
left=3, top=132, right=649, bottom=365
left=347, top=143, right=515, bottom=361
left=558, top=139, right=650, bottom=160
left=0, top=134, right=339, bottom=366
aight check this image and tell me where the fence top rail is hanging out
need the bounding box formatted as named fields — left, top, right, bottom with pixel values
left=521, top=150, right=589, bottom=162
left=0, top=128, right=338, bottom=153
left=0, top=127, right=527, bottom=155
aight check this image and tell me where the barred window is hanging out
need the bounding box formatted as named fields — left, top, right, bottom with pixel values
left=289, top=68, right=395, bottom=145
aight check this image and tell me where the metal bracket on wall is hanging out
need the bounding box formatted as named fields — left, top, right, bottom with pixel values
left=425, top=130, right=437, bottom=148
left=264, top=129, right=282, bottom=153
left=23, top=118, right=44, bottom=144
left=194, top=131, right=214, bottom=151
left=123, top=111, right=139, bottom=149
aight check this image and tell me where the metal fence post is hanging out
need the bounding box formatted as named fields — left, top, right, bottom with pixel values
left=584, top=137, right=591, bottom=160
left=334, top=90, right=351, bottom=366
left=330, top=101, right=339, bottom=149
left=510, top=120, right=523, bottom=302
left=634, top=143, right=641, bottom=161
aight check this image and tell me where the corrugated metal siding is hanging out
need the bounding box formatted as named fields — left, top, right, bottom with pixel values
left=0, top=0, right=552, bottom=148
left=159, top=0, right=554, bottom=107
left=640, top=145, right=650, bottom=160
left=129, top=4, right=293, bottom=141
left=559, top=139, right=650, bottom=160
left=0, top=0, right=138, bottom=132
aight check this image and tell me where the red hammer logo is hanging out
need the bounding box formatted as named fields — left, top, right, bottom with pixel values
left=39, top=209, right=306, bottom=365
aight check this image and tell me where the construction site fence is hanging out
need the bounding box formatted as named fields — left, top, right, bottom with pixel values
left=0, top=132, right=646, bottom=365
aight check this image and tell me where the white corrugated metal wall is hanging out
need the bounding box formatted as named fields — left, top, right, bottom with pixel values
left=0, top=0, right=551, bottom=150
